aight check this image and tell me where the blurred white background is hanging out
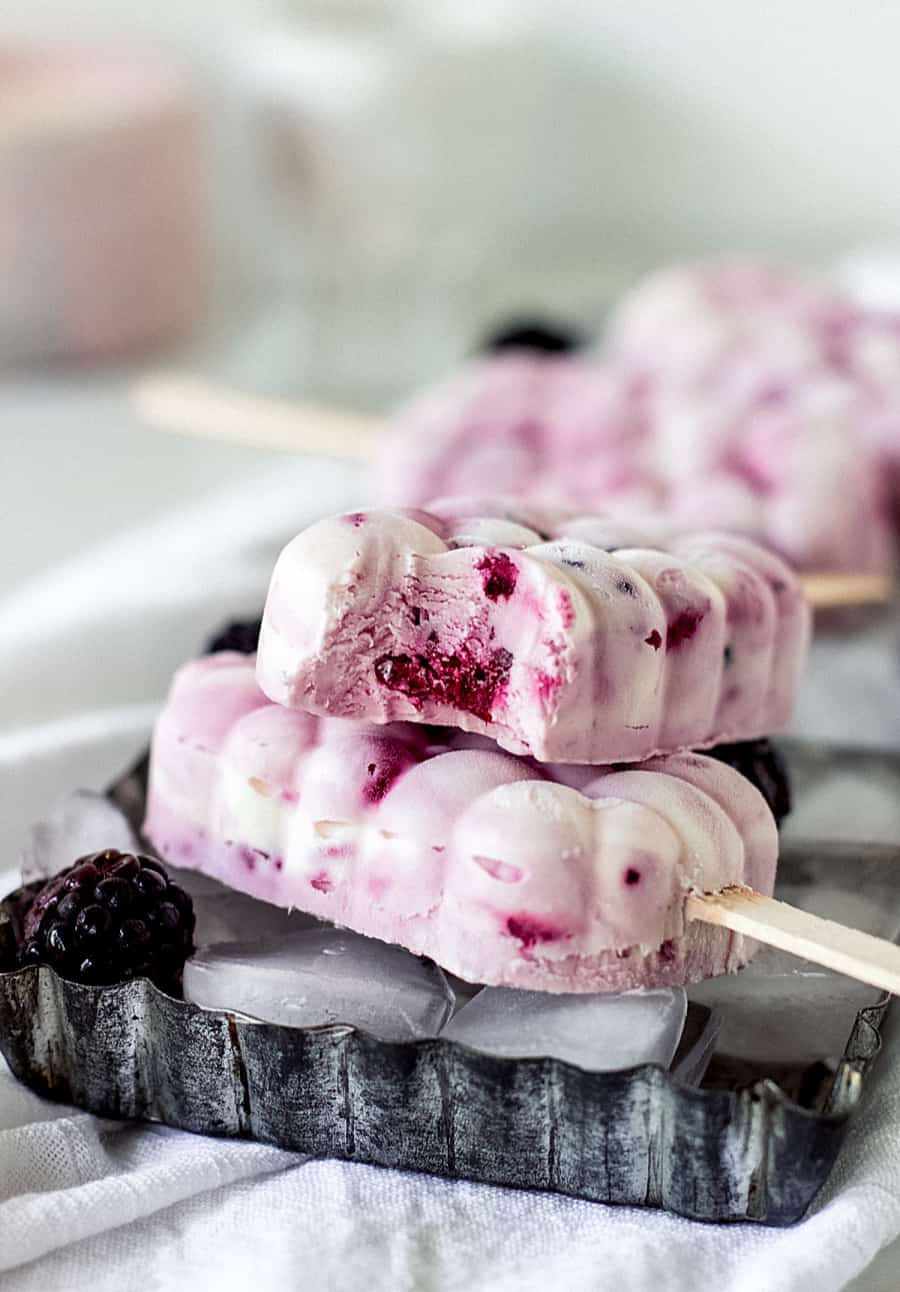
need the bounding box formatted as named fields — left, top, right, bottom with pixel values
left=4, top=1, right=900, bottom=395
left=6, top=1, right=900, bottom=259
left=4, top=1, right=900, bottom=605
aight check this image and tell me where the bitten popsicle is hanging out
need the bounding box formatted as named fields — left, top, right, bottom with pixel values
left=256, top=501, right=811, bottom=764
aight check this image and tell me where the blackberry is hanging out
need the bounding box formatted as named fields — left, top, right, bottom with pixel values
left=707, top=739, right=791, bottom=826
left=18, top=850, right=195, bottom=993
left=481, top=316, right=584, bottom=355
left=205, top=617, right=262, bottom=655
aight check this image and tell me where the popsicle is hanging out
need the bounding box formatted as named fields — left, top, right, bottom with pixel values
left=606, top=256, right=846, bottom=380
left=132, top=361, right=899, bottom=583
left=370, top=348, right=646, bottom=511
left=144, top=652, right=778, bottom=993
left=256, top=502, right=811, bottom=763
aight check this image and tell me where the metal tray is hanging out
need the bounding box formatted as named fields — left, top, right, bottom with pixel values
left=0, top=744, right=894, bottom=1227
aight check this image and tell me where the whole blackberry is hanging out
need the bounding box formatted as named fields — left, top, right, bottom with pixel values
left=19, top=850, right=195, bottom=993
left=481, top=316, right=584, bottom=355
left=205, top=617, right=262, bottom=656
left=707, top=739, right=791, bottom=826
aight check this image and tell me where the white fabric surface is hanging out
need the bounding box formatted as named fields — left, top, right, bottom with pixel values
left=1, top=458, right=900, bottom=1291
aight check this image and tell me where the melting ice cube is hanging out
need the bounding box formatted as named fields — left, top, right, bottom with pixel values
left=20, top=790, right=139, bottom=884
left=440, top=986, right=687, bottom=1072
left=186, top=876, right=320, bottom=946
left=689, top=870, right=900, bottom=1064
left=443, top=971, right=482, bottom=1016
left=688, top=953, right=878, bottom=1065
left=184, top=927, right=455, bottom=1041
left=670, top=1003, right=721, bottom=1086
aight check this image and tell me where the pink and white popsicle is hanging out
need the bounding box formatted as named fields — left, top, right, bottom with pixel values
left=371, top=349, right=645, bottom=512
left=606, top=257, right=899, bottom=569
left=256, top=501, right=811, bottom=765
left=367, top=264, right=898, bottom=576
left=606, top=256, right=849, bottom=378
left=144, top=653, right=778, bottom=993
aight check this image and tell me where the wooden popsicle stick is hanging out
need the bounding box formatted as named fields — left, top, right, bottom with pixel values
left=798, top=572, right=893, bottom=609
left=131, top=373, right=895, bottom=611
left=132, top=374, right=381, bottom=462
left=688, top=886, right=900, bottom=996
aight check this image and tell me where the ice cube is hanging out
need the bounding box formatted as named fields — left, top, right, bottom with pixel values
left=20, top=790, right=139, bottom=884
left=688, top=955, right=878, bottom=1065
left=689, top=875, right=900, bottom=1064
left=159, top=863, right=227, bottom=900
left=443, top=971, right=483, bottom=1016
left=186, top=876, right=321, bottom=946
left=670, top=1003, right=720, bottom=1086
left=183, top=927, right=455, bottom=1041
left=440, top=987, right=687, bottom=1072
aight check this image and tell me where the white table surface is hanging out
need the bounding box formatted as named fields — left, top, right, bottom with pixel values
left=1, top=365, right=897, bottom=1291
left=1, top=370, right=285, bottom=602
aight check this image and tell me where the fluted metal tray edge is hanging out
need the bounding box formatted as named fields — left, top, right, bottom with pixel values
left=0, top=918, right=885, bottom=1227
left=0, top=742, right=893, bottom=1227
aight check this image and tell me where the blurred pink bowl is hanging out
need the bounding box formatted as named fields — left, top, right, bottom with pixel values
left=0, top=42, right=206, bottom=363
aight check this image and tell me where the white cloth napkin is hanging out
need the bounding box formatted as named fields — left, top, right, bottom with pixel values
left=1, top=459, right=899, bottom=1292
